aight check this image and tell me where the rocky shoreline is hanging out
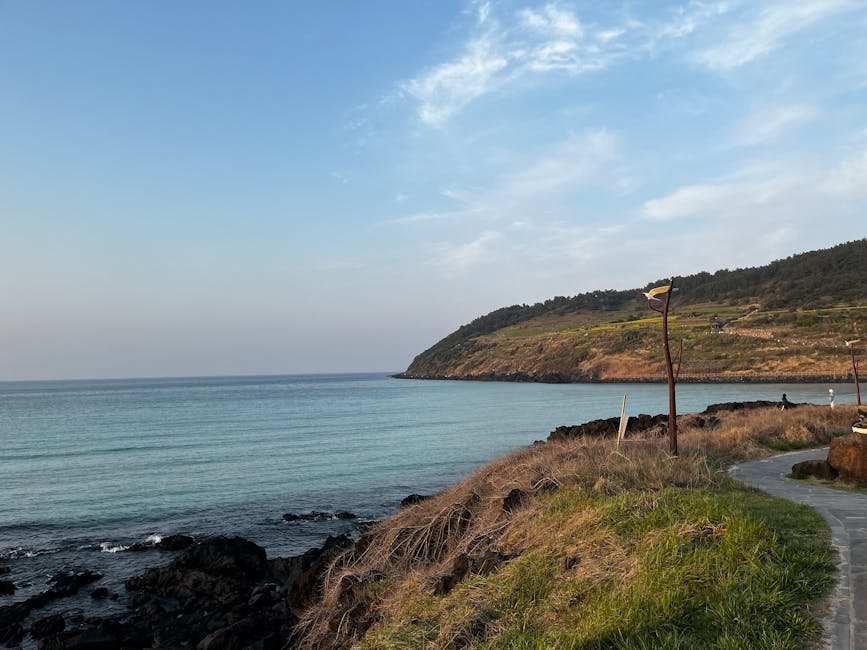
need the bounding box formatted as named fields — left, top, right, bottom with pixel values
left=393, top=371, right=848, bottom=384
left=0, top=501, right=434, bottom=650
left=0, top=530, right=357, bottom=649
left=0, top=399, right=824, bottom=649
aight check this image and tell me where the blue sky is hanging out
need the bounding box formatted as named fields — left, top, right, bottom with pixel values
left=2, top=1, right=866, bottom=380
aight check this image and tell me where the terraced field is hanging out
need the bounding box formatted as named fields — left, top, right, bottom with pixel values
left=405, top=302, right=867, bottom=382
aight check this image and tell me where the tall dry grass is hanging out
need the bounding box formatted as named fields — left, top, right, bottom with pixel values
left=680, top=403, right=858, bottom=462
left=295, top=403, right=858, bottom=649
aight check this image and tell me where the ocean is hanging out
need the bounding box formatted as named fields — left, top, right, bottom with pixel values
left=0, top=373, right=857, bottom=636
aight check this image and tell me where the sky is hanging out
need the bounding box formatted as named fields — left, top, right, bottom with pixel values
left=2, top=1, right=866, bottom=380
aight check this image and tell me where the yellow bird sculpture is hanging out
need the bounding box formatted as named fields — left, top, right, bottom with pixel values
left=643, top=285, right=679, bottom=301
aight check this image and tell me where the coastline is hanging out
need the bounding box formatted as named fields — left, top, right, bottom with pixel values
left=393, top=371, right=852, bottom=384
left=5, top=400, right=855, bottom=648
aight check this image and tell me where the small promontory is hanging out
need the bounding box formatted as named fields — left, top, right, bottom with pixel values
left=398, top=239, right=867, bottom=383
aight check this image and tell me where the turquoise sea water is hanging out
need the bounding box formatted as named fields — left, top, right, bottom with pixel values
left=0, top=373, right=857, bottom=626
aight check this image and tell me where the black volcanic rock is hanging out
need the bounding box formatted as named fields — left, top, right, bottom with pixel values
left=792, top=459, right=838, bottom=480
left=701, top=400, right=786, bottom=414
left=548, top=413, right=668, bottom=442
left=502, top=489, right=528, bottom=513
left=90, top=587, right=109, bottom=600
left=400, top=494, right=431, bottom=508
left=0, top=580, right=14, bottom=596
left=270, top=533, right=354, bottom=615
left=335, top=511, right=357, bottom=520
left=30, top=613, right=65, bottom=639
left=73, top=533, right=356, bottom=648
left=283, top=511, right=357, bottom=522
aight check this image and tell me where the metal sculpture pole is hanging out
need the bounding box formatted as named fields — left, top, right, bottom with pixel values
left=847, top=339, right=862, bottom=406
left=646, top=279, right=678, bottom=456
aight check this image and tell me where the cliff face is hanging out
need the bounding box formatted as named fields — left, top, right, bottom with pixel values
left=400, top=239, right=867, bottom=383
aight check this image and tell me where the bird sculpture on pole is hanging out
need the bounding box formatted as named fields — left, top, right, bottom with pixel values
left=643, top=285, right=679, bottom=302
left=645, top=280, right=679, bottom=456
left=846, top=339, right=862, bottom=406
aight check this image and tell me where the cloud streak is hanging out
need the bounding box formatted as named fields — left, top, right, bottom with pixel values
left=396, top=1, right=863, bottom=128
left=729, top=104, right=820, bottom=148
left=693, top=0, right=856, bottom=70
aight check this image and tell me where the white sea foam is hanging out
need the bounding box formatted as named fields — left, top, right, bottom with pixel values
left=99, top=542, right=130, bottom=554
left=2, top=546, right=58, bottom=559
left=144, top=534, right=162, bottom=545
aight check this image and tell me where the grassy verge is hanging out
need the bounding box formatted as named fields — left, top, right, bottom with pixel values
left=789, top=475, right=867, bottom=496
left=297, top=405, right=857, bottom=649
left=361, top=485, right=832, bottom=649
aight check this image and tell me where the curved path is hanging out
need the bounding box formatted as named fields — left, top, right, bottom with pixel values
left=731, top=448, right=867, bottom=650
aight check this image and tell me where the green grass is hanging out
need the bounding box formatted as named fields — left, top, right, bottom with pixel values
left=789, top=474, right=867, bottom=496
left=361, top=482, right=834, bottom=649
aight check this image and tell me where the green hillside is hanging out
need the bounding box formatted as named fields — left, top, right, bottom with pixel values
left=399, top=239, right=867, bottom=382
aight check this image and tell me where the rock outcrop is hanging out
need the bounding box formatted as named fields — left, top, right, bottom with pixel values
left=791, top=459, right=838, bottom=480
left=828, top=433, right=867, bottom=482
left=36, top=533, right=354, bottom=649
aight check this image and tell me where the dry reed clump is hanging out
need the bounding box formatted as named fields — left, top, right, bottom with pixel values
left=295, top=436, right=720, bottom=648
left=679, top=404, right=857, bottom=461
left=296, top=404, right=854, bottom=648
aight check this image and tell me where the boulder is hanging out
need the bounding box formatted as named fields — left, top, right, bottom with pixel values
left=158, top=534, right=195, bottom=551
left=282, top=511, right=356, bottom=522
left=501, top=489, right=527, bottom=513
left=433, top=554, right=469, bottom=595
left=828, top=434, right=867, bottom=482
left=469, top=550, right=519, bottom=574
left=400, top=494, right=430, bottom=508
left=116, top=533, right=352, bottom=647
left=792, top=459, right=838, bottom=480
left=269, top=533, right=353, bottom=614
left=129, top=533, right=194, bottom=552
left=548, top=413, right=668, bottom=442
left=90, top=587, right=109, bottom=599
left=0, top=580, right=14, bottom=596
left=43, top=628, right=118, bottom=650
left=30, top=613, right=65, bottom=639
left=702, top=400, right=782, bottom=414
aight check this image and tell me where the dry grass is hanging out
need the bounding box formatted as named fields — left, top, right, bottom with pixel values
left=680, top=404, right=858, bottom=463
left=295, top=403, right=857, bottom=649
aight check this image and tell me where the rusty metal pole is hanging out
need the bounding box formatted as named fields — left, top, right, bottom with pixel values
left=853, top=346, right=862, bottom=406
left=662, top=280, right=678, bottom=456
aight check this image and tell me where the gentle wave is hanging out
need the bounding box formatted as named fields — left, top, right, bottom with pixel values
left=1, top=546, right=61, bottom=560
left=99, top=542, right=130, bottom=554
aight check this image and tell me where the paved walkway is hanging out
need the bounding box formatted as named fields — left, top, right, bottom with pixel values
left=731, top=449, right=867, bottom=650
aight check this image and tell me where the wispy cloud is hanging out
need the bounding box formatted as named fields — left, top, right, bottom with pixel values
left=821, top=149, right=867, bottom=198
left=693, top=0, right=855, bottom=70
left=729, top=104, right=819, bottom=148
left=387, top=209, right=473, bottom=225
left=499, top=128, right=622, bottom=197
left=431, top=230, right=502, bottom=273
left=395, top=0, right=863, bottom=128
left=400, top=3, right=634, bottom=127
left=386, top=128, right=628, bottom=228
left=400, top=34, right=509, bottom=127
left=641, top=177, right=797, bottom=221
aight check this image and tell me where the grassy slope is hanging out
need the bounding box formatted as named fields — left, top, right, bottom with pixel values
left=402, top=239, right=867, bottom=382
left=363, top=488, right=830, bottom=649
left=297, top=405, right=858, bottom=649
left=436, top=303, right=867, bottom=381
